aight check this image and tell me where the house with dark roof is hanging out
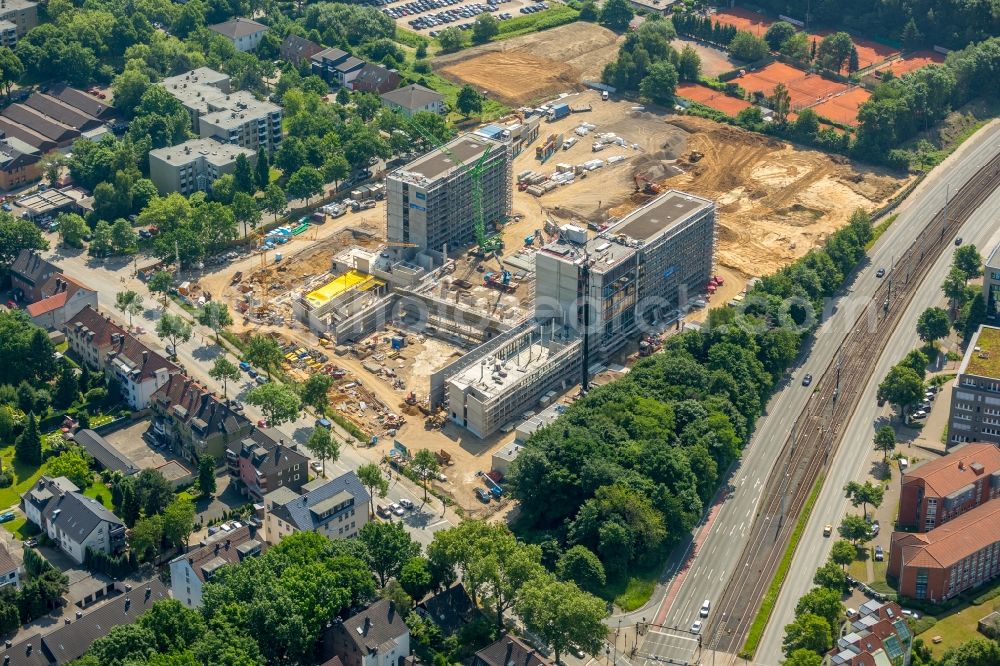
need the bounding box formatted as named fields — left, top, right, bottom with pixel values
left=26, top=274, right=97, bottom=331
left=829, top=600, right=912, bottom=666
left=263, top=471, right=369, bottom=544
left=0, top=579, right=168, bottom=665
left=0, top=135, right=41, bottom=190
left=20, top=476, right=125, bottom=564
left=47, top=84, right=115, bottom=120
left=71, top=429, right=137, bottom=476
left=474, top=636, right=552, bottom=666
left=10, top=250, right=59, bottom=302
left=380, top=84, right=445, bottom=117
left=169, top=524, right=264, bottom=608
left=24, top=95, right=102, bottom=133
left=351, top=64, right=400, bottom=95
left=322, top=599, right=410, bottom=666
left=416, top=583, right=480, bottom=635
left=0, top=104, right=80, bottom=147
left=208, top=17, right=267, bottom=52
left=280, top=34, right=323, bottom=65
left=311, top=47, right=350, bottom=82
left=151, top=373, right=252, bottom=464
left=334, top=57, right=365, bottom=88
left=226, top=427, right=309, bottom=501
left=0, top=543, right=20, bottom=590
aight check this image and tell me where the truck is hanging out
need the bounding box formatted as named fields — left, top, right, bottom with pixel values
left=548, top=103, right=570, bottom=121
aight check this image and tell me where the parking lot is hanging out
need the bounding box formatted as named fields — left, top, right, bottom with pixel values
left=374, top=0, right=551, bottom=34
left=102, top=419, right=174, bottom=469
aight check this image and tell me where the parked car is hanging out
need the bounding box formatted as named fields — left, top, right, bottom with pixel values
left=376, top=505, right=391, bottom=519
left=310, top=461, right=323, bottom=473
left=0, top=511, right=14, bottom=523
left=255, top=375, right=268, bottom=385
left=869, top=520, right=880, bottom=536
left=901, top=609, right=920, bottom=619
left=1, top=203, right=11, bottom=212
left=475, top=487, right=490, bottom=503
left=874, top=545, right=884, bottom=562
left=390, top=503, right=405, bottom=516
left=399, top=498, right=414, bottom=510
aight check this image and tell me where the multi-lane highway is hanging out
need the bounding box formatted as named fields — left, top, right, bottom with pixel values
left=638, top=121, right=1000, bottom=666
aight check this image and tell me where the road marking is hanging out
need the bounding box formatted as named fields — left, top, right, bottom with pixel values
left=428, top=519, right=449, bottom=528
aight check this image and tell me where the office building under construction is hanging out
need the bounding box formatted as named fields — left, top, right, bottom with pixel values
left=386, top=131, right=512, bottom=257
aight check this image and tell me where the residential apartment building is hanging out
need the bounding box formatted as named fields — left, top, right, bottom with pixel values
left=889, top=497, right=1000, bottom=602
left=0, top=134, right=40, bottom=189
left=948, top=324, right=1000, bottom=445
left=169, top=525, right=263, bottom=608
left=226, top=428, right=309, bottom=501
left=984, top=243, right=1000, bottom=323
left=474, top=636, right=551, bottom=666
left=351, top=63, right=400, bottom=95
left=280, top=34, right=322, bottom=65
left=21, top=476, right=125, bottom=564
left=897, top=442, right=1000, bottom=532
left=150, top=373, right=252, bottom=464
left=262, top=472, right=369, bottom=544
left=380, top=84, right=445, bottom=117
left=386, top=132, right=511, bottom=254
left=160, top=69, right=281, bottom=152
left=25, top=275, right=97, bottom=331
left=310, top=48, right=364, bottom=86
left=829, top=600, right=912, bottom=666
left=208, top=18, right=267, bottom=52
left=0, top=0, right=38, bottom=37
left=322, top=600, right=410, bottom=666
left=0, top=19, right=15, bottom=47
left=0, top=543, right=19, bottom=590
left=10, top=250, right=60, bottom=302
left=149, top=137, right=257, bottom=195
left=63, top=305, right=177, bottom=409
left=535, top=190, right=716, bottom=357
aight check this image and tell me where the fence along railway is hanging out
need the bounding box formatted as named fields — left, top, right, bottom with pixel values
left=703, top=153, right=1000, bottom=656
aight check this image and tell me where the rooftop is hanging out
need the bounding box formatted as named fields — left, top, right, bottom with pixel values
left=892, top=498, right=1000, bottom=569
left=902, top=442, right=1000, bottom=498
left=475, top=636, right=552, bottom=666
left=72, top=429, right=138, bottom=475
left=305, top=269, right=384, bottom=307
left=171, top=524, right=263, bottom=583
left=265, top=471, right=368, bottom=532
left=199, top=91, right=281, bottom=129
left=209, top=17, right=267, bottom=39
left=961, top=325, right=1000, bottom=377
left=149, top=137, right=256, bottom=167
left=392, top=132, right=502, bottom=186
left=381, top=83, right=444, bottom=110
left=341, top=600, right=409, bottom=651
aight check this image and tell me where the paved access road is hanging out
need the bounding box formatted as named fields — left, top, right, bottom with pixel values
left=642, top=121, right=1000, bottom=666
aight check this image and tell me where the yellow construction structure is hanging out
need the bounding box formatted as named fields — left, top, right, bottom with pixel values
left=305, top=270, right=385, bottom=308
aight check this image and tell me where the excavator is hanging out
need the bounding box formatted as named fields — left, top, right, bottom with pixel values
left=634, top=173, right=662, bottom=195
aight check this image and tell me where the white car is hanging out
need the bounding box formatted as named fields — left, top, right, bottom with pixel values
left=310, top=461, right=323, bottom=473
left=691, top=621, right=702, bottom=634
left=390, top=503, right=405, bottom=516
left=399, top=498, right=414, bottom=510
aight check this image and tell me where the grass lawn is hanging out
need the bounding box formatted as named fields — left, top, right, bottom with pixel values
left=848, top=558, right=868, bottom=581
left=597, top=558, right=663, bottom=612
left=870, top=560, right=894, bottom=596
left=919, top=596, right=1000, bottom=658
left=0, top=515, right=39, bottom=540
left=82, top=478, right=109, bottom=506
left=0, top=446, right=47, bottom=510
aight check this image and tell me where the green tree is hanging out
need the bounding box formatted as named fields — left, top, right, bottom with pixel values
left=0, top=216, right=47, bottom=267
left=901, top=18, right=923, bottom=51
left=46, top=448, right=92, bottom=489
left=360, top=521, right=422, bottom=587
left=781, top=32, right=811, bottom=61
left=579, top=0, right=598, bottom=21
left=676, top=45, right=701, bottom=82
left=770, top=82, right=792, bottom=125
left=0, top=599, right=19, bottom=635
left=57, top=212, right=89, bottom=248
left=515, top=576, right=606, bottom=664
left=953, top=244, right=983, bottom=282
left=114, top=290, right=144, bottom=330
left=89, top=220, right=113, bottom=257
left=300, top=373, right=333, bottom=413
left=198, top=455, right=216, bottom=497
left=244, top=334, right=283, bottom=379
left=830, top=540, right=856, bottom=569
left=136, top=468, right=174, bottom=517
left=639, top=61, right=679, bottom=106
left=54, top=362, right=79, bottom=409
left=873, top=425, right=896, bottom=462
left=813, top=560, right=848, bottom=590
left=15, top=412, right=41, bottom=465
left=843, top=480, right=884, bottom=518
left=231, top=192, right=261, bottom=239
left=782, top=612, right=833, bottom=656
left=263, top=182, right=286, bottom=223
left=155, top=313, right=192, bottom=358
left=764, top=21, right=797, bottom=52
left=411, top=448, right=440, bottom=504
left=161, top=495, right=196, bottom=549
left=111, top=218, right=138, bottom=254
left=838, top=514, right=871, bottom=545
left=437, top=27, right=464, bottom=52
left=41, top=151, right=66, bottom=188
left=958, top=291, right=987, bottom=341
left=246, top=383, right=301, bottom=426
left=0, top=47, right=23, bottom=98
left=307, top=426, right=339, bottom=478
left=399, top=556, right=433, bottom=601
left=197, top=301, right=233, bottom=345
left=472, top=14, right=499, bottom=44
left=255, top=147, right=270, bottom=189
left=208, top=356, right=240, bottom=399
left=848, top=46, right=860, bottom=73
left=556, top=545, right=606, bottom=594
left=938, top=638, right=1000, bottom=666
left=130, top=514, right=163, bottom=561
left=729, top=31, right=770, bottom=61
left=357, top=462, right=388, bottom=516
left=335, top=87, right=350, bottom=105
left=917, top=306, right=951, bottom=344
left=794, top=587, right=843, bottom=640
left=233, top=153, right=255, bottom=194
left=147, top=271, right=173, bottom=309
left=456, top=84, right=483, bottom=118
left=599, top=0, right=633, bottom=32
left=287, top=166, right=324, bottom=205
left=877, top=364, right=924, bottom=418
left=321, top=154, right=350, bottom=188
left=943, top=266, right=970, bottom=311
left=381, top=578, right=413, bottom=609
left=111, top=68, right=152, bottom=118
left=817, top=32, right=855, bottom=72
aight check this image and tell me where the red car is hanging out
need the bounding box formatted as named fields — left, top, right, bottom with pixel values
left=5, top=300, right=16, bottom=309
left=257, top=419, right=268, bottom=428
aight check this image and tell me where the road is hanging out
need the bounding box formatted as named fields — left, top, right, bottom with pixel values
left=639, top=121, right=1000, bottom=665
left=754, top=179, right=1000, bottom=664
left=43, top=220, right=455, bottom=549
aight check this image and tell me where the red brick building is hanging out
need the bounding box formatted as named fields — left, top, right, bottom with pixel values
left=897, top=442, right=1000, bottom=532
left=889, top=498, right=1000, bottom=602
left=829, top=600, right=912, bottom=666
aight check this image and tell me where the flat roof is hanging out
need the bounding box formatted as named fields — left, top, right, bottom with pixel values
left=615, top=190, right=711, bottom=242
left=962, top=325, right=1000, bottom=377
left=305, top=270, right=383, bottom=307
left=150, top=137, right=256, bottom=167
left=394, top=133, right=499, bottom=185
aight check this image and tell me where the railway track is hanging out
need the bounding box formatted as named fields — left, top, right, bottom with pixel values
left=707, top=152, right=1000, bottom=656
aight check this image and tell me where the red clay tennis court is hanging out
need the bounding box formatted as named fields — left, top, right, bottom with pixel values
left=810, top=29, right=898, bottom=69
left=676, top=83, right=752, bottom=117
left=810, top=87, right=871, bottom=126
left=881, top=50, right=946, bottom=77
left=713, top=7, right=772, bottom=37
left=738, top=62, right=849, bottom=108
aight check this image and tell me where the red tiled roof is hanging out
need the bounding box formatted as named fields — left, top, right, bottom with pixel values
left=107, top=333, right=177, bottom=381
left=65, top=305, right=127, bottom=347
left=892, top=498, right=1000, bottom=569
left=26, top=291, right=67, bottom=316
left=902, top=443, right=1000, bottom=497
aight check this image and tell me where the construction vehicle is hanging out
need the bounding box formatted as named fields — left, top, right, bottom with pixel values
left=404, top=391, right=417, bottom=405
left=634, top=173, right=662, bottom=195
left=484, top=271, right=516, bottom=292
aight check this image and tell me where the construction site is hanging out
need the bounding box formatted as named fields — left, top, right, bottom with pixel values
left=192, top=86, right=906, bottom=512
